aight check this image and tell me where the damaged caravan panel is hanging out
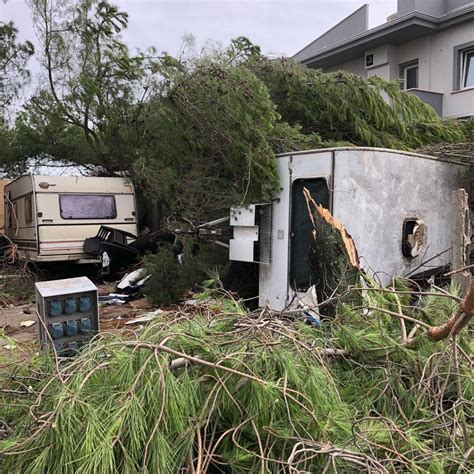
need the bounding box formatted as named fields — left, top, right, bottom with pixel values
left=229, top=147, right=469, bottom=311
left=3, top=176, right=138, bottom=262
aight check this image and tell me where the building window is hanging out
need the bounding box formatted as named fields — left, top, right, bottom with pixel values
left=401, top=62, right=418, bottom=90
left=461, top=48, right=474, bottom=89
left=453, top=42, right=474, bottom=91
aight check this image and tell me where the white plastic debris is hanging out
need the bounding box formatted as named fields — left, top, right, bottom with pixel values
left=101, top=251, right=111, bottom=268
left=297, top=285, right=321, bottom=326
left=100, top=298, right=126, bottom=306
left=20, top=320, right=36, bottom=328
left=125, top=310, right=163, bottom=325
left=117, top=268, right=149, bottom=291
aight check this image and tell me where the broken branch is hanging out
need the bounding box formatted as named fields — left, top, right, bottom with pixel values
left=427, top=281, right=474, bottom=341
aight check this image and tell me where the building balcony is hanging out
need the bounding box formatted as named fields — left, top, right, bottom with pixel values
left=407, top=89, right=444, bottom=116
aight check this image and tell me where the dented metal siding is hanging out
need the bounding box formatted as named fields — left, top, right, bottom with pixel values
left=332, top=149, right=468, bottom=285
left=258, top=148, right=469, bottom=310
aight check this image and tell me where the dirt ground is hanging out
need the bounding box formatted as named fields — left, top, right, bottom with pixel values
left=0, top=283, right=157, bottom=358
left=0, top=304, right=38, bottom=348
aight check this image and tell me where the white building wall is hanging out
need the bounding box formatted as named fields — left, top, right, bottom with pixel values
left=325, top=56, right=367, bottom=76
left=322, top=21, right=474, bottom=117
left=395, top=23, right=474, bottom=117
left=430, top=23, right=474, bottom=117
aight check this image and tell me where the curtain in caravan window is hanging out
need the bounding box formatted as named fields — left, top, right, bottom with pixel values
left=59, top=195, right=117, bottom=219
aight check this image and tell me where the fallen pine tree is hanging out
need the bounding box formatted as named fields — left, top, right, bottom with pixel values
left=0, top=279, right=472, bottom=473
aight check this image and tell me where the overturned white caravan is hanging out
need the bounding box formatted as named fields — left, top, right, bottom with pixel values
left=3, top=176, right=138, bottom=262
left=229, top=147, right=469, bottom=311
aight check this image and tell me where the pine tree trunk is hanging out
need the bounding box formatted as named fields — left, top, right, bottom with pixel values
left=303, top=188, right=360, bottom=315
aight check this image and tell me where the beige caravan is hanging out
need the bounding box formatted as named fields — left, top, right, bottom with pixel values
left=3, top=176, right=138, bottom=262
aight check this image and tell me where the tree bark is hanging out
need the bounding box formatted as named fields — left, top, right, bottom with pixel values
left=303, top=188, right=360, bottom=315
left=427, top=280, right=474, bottom=341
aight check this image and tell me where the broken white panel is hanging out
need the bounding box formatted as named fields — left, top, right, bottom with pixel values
left=297, top=285, right=321, bottom=325
left=229, top=205, right=259, bottom=262
left=229, top=204, right=272, bottom=263
left=229, top=227, right=259, bottom=262
left=230, top=205, right=257, bottom=226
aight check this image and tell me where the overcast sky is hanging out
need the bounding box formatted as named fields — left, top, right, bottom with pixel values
left=2, top=0, right=397, bottom=56
left=1, top=0, right=397, bottom=107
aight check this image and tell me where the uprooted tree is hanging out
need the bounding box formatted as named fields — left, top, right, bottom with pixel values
left=1, top=0, right=471, bottom=299
left=0, top=279, right=472, bottom=472
left=6, top=2, right=468, bottom=205
left=0, top=2, right=473, bottom=472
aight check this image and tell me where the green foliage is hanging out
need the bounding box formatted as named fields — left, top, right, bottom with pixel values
left=0, top=13, right=34, bottom=113
left=20, top=0, right=151, bottom=173
left=1, top=282, right=472, bottom=472
left=248, top=57, right=465, bottom=149
left=144, top=243, right=228, bottom=306
left=132, top=53, right=283, bottom=223
left=0, top=123, right=21, bottom=173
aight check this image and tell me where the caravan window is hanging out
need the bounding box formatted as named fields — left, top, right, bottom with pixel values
left=59, top=195, right=117, bottom=219
left=290, top=178, right=330, bottom=291
left=7, top=202, right=17, bottom=229
left=25, top=195, right=33, bottom=223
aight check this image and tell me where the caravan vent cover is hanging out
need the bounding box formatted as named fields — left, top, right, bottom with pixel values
left=402, top=219, right=425, bottom=258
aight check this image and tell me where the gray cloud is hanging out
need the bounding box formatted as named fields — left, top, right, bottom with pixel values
left=1, top=0, right=396, bottom=103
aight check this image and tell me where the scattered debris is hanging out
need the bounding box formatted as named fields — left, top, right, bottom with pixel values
left=83, top=225, right=140, bottom=272
left=124, top=309, right=163, bottom=325
left=99, top=294, right=129, bottom=306
left=100, top=298, right=126, bottom=306
left=2, top=278, right=472, bottom=472
left=116, top=268, right=151, bottom=293
left=297, top=285, right=321, bottom=326
left=19, top=320, right=35, bottom=328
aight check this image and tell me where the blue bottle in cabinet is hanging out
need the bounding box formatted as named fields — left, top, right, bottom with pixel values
left=79, top=296, right=91, bottom=313
left=64, top=298, right=77, bottom=314
left=65, top=319, right=78, bottom=337
left=50, top=322, right=63, bottom=339
left=49, top=300, right=62, bottom=317
left=80, top=318, right=92, bottom=333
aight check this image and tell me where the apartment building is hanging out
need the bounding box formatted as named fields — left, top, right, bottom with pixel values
left=294, top=0, right=474, bottom=118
